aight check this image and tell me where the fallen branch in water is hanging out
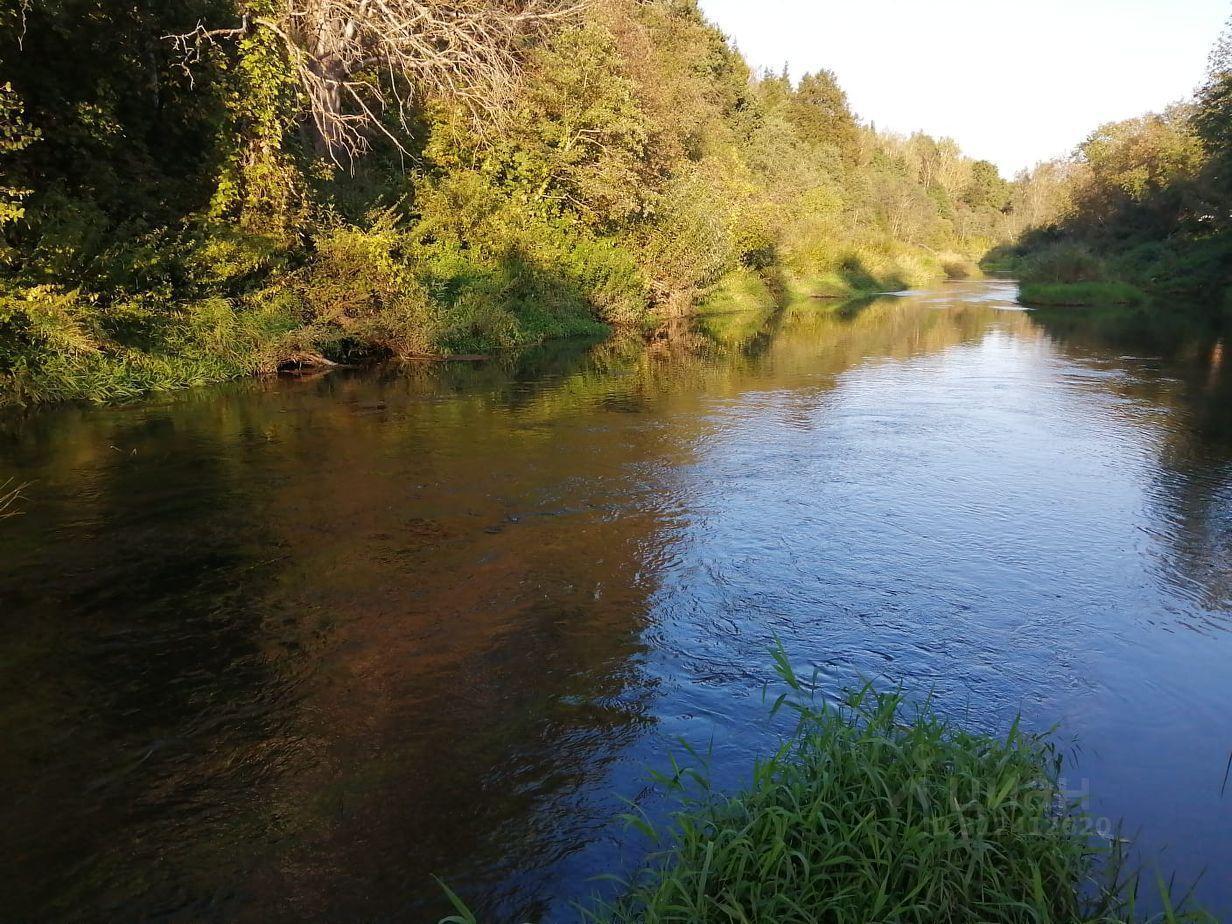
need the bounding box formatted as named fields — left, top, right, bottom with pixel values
left=0, top=479, right=28, bottom=519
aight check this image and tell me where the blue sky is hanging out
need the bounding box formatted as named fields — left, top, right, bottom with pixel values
left=697, top=0, right=1230, bottom=176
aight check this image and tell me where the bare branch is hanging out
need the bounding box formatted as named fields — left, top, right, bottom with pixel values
left=0, top=479, right=28, bottom=520
left=168, top=0, right=586, bottom=167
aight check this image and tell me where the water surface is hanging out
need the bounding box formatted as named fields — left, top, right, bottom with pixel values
left=2, top=280, right=1230, bottom=919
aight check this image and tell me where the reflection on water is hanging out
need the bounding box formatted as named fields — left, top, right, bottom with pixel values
left=1, top=280, right=1230, bottom=919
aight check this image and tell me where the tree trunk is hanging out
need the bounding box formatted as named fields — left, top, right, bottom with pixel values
left=299, top=1, right=356, bottom=163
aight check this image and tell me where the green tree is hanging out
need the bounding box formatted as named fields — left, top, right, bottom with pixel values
left=1194, top=14, right=1232, bottom=229
left=963, top=160, right=1010, bottom=211
left=789, top=70, right=859, bottom=166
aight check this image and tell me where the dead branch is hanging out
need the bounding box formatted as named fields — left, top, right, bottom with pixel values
left=0, top=479, right=28, bottom=519
left=168, top=0, right=585, bottom=167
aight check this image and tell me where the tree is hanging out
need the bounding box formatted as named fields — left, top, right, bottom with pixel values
left=1194, top=13, right=1232, bottom=228
left=963, top=160, right=1009, bottom=211
left=171, top=0, right=581, bottom=166
left=1067, top=107, right=1203, bottom=238
left=788, top=70, right=859, bottom=166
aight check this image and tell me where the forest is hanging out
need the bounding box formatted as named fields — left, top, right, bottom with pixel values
left=1, top=1, right=1229, bottom=406
left=0, top=0, right=1020, bottom=404
left=1004, top=17, right=1232, bottom=308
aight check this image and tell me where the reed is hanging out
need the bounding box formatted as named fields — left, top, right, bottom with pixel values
left=441, top=645, right=1213, bottom=923
left=590, top=645, right=1210, bottom=923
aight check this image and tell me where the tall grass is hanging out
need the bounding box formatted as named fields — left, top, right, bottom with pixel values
left=439, top=646, right=1212, bottom=923
left=588, top=648, right=1210, bottom=923
left=1018, top=282, right=1147, bottom=308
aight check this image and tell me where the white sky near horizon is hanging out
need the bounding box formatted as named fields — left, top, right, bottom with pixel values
left=696, top=0, right=1231, bottom=178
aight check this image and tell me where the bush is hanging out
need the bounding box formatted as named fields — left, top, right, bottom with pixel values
left=640, top=170, right=740, bottom=309
left=1020, top=242, right=1108, bottom=284
left=301, top=214, right=438, bottom=358
left=940, top=252, right=981, bottom=279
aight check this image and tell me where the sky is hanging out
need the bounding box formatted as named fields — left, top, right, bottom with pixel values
left=696, top=0, right=1230, bottom=177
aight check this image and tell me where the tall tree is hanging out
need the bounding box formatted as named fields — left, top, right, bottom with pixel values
left=788, top=69, right=859, bottom=166
left=963, top=160, right=1009, bottom=211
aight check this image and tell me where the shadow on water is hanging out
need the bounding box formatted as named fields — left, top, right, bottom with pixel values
left=1, top=281, right=1231, bottom=919
left=1029, top=304, right=1232, bottom=620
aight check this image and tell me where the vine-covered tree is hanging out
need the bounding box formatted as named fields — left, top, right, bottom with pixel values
left=171, top=0, right=580, bottom=165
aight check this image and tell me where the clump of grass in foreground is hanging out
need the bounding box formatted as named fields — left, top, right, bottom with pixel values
left=1019, top=281, right=1147, bottom=308
left=438, top=647, right=1212, bottom=924
left=582, top=646, right=1211, bottom=924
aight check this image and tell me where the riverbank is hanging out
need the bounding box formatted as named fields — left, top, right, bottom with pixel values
left=0, top=238, right=965, bottom=409
left=1, top=1, right=1018, bottom=410
left=1018, top=281, right=1147, bottom=308
left=700, top=246, right=979, bottom=316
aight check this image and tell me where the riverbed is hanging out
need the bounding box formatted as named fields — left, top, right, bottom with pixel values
left=2, top=279, right=1229, bottom=919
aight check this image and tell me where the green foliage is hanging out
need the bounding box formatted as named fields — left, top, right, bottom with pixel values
left=964, top=160, right=1010, bottom=211
left=1020, top=242, right=1108, bottom=284
left=1007, top=17, right=1232, bottom=312
left=788, top=70, right=859, bottom=166
left=1195, top=16, right=1232, bottom=236
left=590, top=649, right=1210, bottom=924
left=299, top=214, right=436, bottom=357
left=0, top=0, right=1018, bottom=404
left=0, top=82, right=39, bottom=227
left=1018, top=282, right=1147, bottom=308
left=209, top=7, right=308, bottom=238
left=0, top=282, right=303, bottom=404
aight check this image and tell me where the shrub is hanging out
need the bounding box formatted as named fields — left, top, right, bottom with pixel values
left=301, top=214, right=438, bottom=358
left=940, top=252, right=981, bottom=279
left=1020, top=242, right=1108, bottom=285
left=640, top=169, right=740, bottom=309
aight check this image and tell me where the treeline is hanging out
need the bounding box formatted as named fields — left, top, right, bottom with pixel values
left=0, top=0, right=1015, bottom=404
left=1002, top=16, right=1232, bottom=311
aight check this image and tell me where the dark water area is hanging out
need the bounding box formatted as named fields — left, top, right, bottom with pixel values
left=2, top=280, right=1230, bottom=921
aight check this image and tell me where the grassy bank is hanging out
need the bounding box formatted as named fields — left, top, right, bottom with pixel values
left=699, top=245, right=980, bottom=318
left=1019, top=281, right=1147, bottom=308
left=999, top=235, right=1230, bottom=313
left=443, top=649, right=1211, bottom=923
left=997, top=242, right=1149, bottom=310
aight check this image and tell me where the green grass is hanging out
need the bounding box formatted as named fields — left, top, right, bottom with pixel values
left=582, top=648, right=1211, bottom=923
left=440, top=646, right=1213, bottom=923
left=1018, top=281, right=1147, bottom=308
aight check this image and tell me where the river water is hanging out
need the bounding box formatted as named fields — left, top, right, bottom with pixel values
left=1, top=280, right=1230, bottom=920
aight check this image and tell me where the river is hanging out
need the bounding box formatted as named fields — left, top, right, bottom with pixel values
left=1, top=279, right=1229, bottom=920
